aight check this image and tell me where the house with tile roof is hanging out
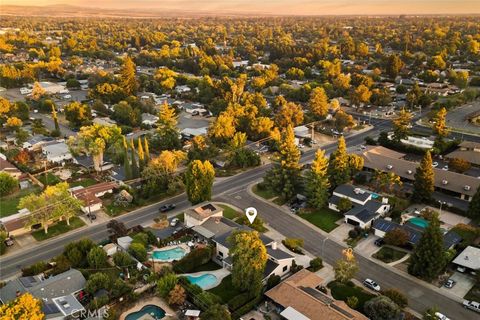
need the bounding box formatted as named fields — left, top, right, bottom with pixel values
left=265, top=269, right=368, bottom=320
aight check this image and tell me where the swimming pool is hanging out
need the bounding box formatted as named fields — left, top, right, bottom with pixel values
left=408, top=217, right=429, bottom=229
left=186, top=274, right=218, bottom=289
left=125, top=305, right=165, bottom=320
left=152, top=247, right=186, bottom=261
left=371, top=193, right=380, bottom=199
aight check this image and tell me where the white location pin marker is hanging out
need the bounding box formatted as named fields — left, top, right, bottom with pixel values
left=245, top=207, right=257, bottom=224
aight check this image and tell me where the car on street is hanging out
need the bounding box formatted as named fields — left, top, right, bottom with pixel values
left=442, top=165, right=449, bottom=171
left=363, top=278, right=381, bottom=292
left=434, top=312, right=450, bottom=320
left=159, top=204, right=176, bottom=212
left=374, top=238, right=385, bottom=246
left=170, top=218, right=180, bottom=227
left=463, top=300, right=480, bottom=313
left=432, top=162, right=439, bottom=167
left=444, top=279, right=456, bottom=288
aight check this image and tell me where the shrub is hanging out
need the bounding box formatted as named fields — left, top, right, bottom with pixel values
left=228, top=292, right=251, bottom=311
left=21, top=261, right=49, bottom=276
left=383, top=289, right=408, bottom=309
left=157, top=273, right=178, bottom=298
left=230, top=295, right=263, bottom=319
left=132, top=232, right=149, bottom=246
left=194, top=291, right=222, bottom=311
left=347, top=296, right=359, bottom=309
left=173, top=247, right=213, bottom=273
left=128, top=243, right=147, bottom=262
left=337, top=198, right=353, bottom=212
left=266, top=274, right=281, bottom=289
left=283, top=238, right=304, bottom=253
left=113, top=251, right=134, bottom=267
left=348, top=229, right=359, bottom=239
left=364, top=296, right=401, bottom=320
left=309, top=257, right=323, bottom=271
left=0, top=172, right=18, bottom=196
left=449, top=157, right=471, bottom=173
left=384, top=228, right=409, bottom=247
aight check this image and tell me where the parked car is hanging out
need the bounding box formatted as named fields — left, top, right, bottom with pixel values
left=4, top=237, right=14, bottom=247
left=432, top=162, right=439, bottom=168
left=170, top=218, right=180, bottom=227
left=434, top=312, right=450, bottom=320
left=159, top=204, right=176, bottom=212
left=374, top=238, right=385, bottom=246
left=457, top=266, right=467, bottom=273
left=86, top=213, right=97, bottom=220
left=363, top=278, right=381, bottom=292
left=463, top=300, right=480, bottom=313
left=442, top=165, right=449, bottom=171
left=444, top=279, right=456, bottom=288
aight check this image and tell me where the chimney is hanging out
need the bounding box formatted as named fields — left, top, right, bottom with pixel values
left=271, top=241, right=277, bottom=250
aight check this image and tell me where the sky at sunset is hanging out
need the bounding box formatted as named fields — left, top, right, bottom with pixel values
left=2, top=0, right=480, bottom=15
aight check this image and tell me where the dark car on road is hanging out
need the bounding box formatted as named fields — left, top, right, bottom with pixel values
left=159, top=204, right=176, bottom=212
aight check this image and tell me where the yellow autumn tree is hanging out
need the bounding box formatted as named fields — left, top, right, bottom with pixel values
left=0, top=293, right=45, bottom=320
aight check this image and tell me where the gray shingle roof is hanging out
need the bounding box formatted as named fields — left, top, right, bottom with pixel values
left=333, top=184, right=371, bottom=202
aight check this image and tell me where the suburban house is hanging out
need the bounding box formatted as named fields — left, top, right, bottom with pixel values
left=452, top=246, right=480, bottom=273
left=0, top=208, right=32, bottom=237
left=329, top=184, right=390, bottom=228
left=22, top=135, right=55, bottom=151
left=141, top=113, right=159, bottom=126
left=69, top=181, right=117, bottom=213
left=180, top=127, right=208, bottom=140
left=73, top=155, right=114, bottom=172
left=446, top=141, right=480, bottom=167
left=358, top=146, right=480, bottom=201
left=42, top=141, right=72, bottom=164
left=37, top=81, right=67, bottom=94
left=0, top=269, right=86, bottom=319
left=372, top=218, right=462, bottom=249
left=185, top=203, right=295, bottom=281
left=0, top=157, right=22, bottom=178
left=265, top=269, right=368, bottom=320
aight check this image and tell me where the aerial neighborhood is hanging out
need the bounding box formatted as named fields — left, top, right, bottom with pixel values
left=0, top=8, right=480, bottom=320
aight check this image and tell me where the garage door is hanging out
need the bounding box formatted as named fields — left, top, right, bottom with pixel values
left=346, top=218, right=360, bottom=226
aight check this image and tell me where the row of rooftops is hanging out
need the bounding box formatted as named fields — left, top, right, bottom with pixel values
left=358, top=146, right=480, bottom=197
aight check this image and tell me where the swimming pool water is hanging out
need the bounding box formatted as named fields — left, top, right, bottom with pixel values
left=152, top=247, right=186, bottom=261
left=125, top=304, right=165, bottom=320
left=186, top=274, right=218, bottom=289
left=408, top=217, right=429, bottom=229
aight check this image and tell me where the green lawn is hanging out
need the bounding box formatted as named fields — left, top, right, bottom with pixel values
left=37, top=172, right=61, bottom=186
left=327, top=281, right=375, bottom=313
left=252, top=184, right=277, bottom=200
left=219, top=204, right=241, bottom=220
left=298, top=208, right=342, bottom=232
left=69, top=178, right=98, bottom=188
left=0, top=186, right=41, bottom=218
left=32, top=217, right=86, bottom=241
left=190, top=261, right=222, bottom=273
left=372, top=247, right=407, bottom=263
left=208, top=275, right=243, bottom=304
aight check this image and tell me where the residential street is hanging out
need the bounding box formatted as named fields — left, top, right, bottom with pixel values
left=0, top=124, right=478, bottom=319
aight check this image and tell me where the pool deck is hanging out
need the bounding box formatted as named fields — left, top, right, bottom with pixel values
left=119, top=296, right=177, bottom=320
left=182, top=268, right=230, bottom=290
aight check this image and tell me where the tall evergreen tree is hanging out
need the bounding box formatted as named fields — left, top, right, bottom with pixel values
left=467, top=186, right=480, bottom=219
left=119, top=56, right=137, bottom=96
left=264, top=125, right=301, bottom=200
left=305, top=149, right=330, bottom=209
left=137, top=138, right=145, bottom=170
left=408, top=213, right=446, bottom=281
left=185, top=160, right=215, bottom=205
left=328, top=136, right=350, bottom=187
left=412, top=151, right=434, bottom=203
left=122, top=136, right=131, bottom=180
left=130, top=138, right=139, bottom=178
left=155, top=102, right=181, bottom=150
left=144, top=137, right=150, bottom=162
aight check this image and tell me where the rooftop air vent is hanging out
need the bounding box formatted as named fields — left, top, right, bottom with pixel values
left=407, top=170, right=413, bottom=174
left=442, top=179, right=448, bottom=185
left=465, top=185, right=471, bottom=191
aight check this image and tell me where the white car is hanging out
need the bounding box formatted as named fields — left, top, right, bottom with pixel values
left=59, top=89, right=69, bottom=94
left=442, top=165, right=449, bottom=171
left=463, top=300, right=480, bottom=313
left=63, top=94, right=72, bottom=99
left=363, top=278, right=381, bottom=292
left=432, top=162, right=439, bottom=168
left=170, top=218, right=179, bottom=227
left=434, top=312, right=450, bottom=320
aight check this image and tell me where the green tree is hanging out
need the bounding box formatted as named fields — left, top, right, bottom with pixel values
left=157, top=273, right=178, bottom=298
left=432, top=107, right=449, bottom=138
left=185, top=160, right=215, bottom=205
left=130, top=138, right=139, bottom=178
left=305, top=149, right=330, bottom=209
left=120, top=56, right=137, bottom=96
left=467, top=186, right=480, bottom=219
left=0, top=172, right=18, bottom=196
left=392, top=108, right=412, bottom=141
left=412, top=151, right=435, bottom=203
left=337, top=197, right=353, bottom=212
left=228, top=230, right=267, bottom=296
left=87, top=246, right=108, bottom=269
left=200, top=304, right=231, bottom=320
left=264, top=125, right=301, bottom=200
left=113, top=251, right=134, bottom=268
left=64, top=101, right=92, bottom=127
left=364, top=296, right=401, bottom=320
left=408, top=213, right=446, bottom=281
left=334, top=249, right=358, bottom=283
left=383, top=288, right=408, bottom=309
left=155, top=102, right=181, bottom=150
left=85, top=272, right=112, bottom=295
left=386, top=54, right=404, bottom=78
left=308, top=87, right=329, bottom=119
left=128, top=242, right=147, bottom=262
left=328, top=136, right=350, bottom=187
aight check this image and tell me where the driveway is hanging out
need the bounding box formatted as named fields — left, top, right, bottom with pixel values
left=329, top=221, right=352, bottom=241
left=441, top=272, right=476, bottom=299
left=356, top=235, right=382, bottom=257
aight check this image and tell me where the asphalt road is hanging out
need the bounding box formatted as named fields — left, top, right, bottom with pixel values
left=0, top=123, right=478, bottom=319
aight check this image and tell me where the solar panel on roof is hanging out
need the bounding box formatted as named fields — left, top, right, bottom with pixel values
left=42, top=303, right=60, bottom=315
left=330, top=303, right=354, bottom=319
